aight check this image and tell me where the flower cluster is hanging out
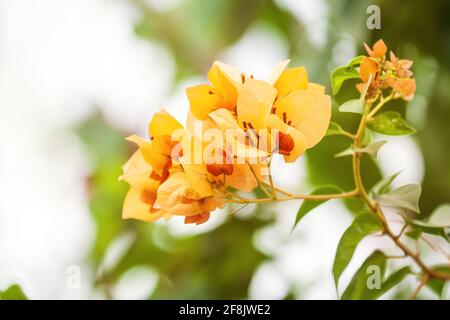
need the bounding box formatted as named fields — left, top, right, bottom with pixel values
left=358, top=39, right=416, bottom=101
left=120, top=61, right=331, bottom=225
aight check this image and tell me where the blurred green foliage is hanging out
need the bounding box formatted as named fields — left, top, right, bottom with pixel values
left=73, top=0, right=450, bottom=299
left=0, top=284, right=28, bottom=300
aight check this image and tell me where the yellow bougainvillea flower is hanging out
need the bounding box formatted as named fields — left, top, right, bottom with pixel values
left=129, top=109, right=183, bottom=178
left=269, top=60, right=331, bottom=161
left=271, top=61, right=308, bottom=97
left=185, top=61, right=241, bottom=120
left=155, top=170, right=224, bottom=225
left=186, top=110, right=263, bottom=192
left=271, top=90, right=331, bottom=161
left=237, top=78, right=277, bottom=131
left=148, top=109, right=184, bottom=138
left=190, top=60, right=331, bottom=163
left=122, top=60, right=332, bottom=226
left=121, top=108, right=228, bottom=225
left=270, top=59, right=326, bottom=96
left=120, top=148, right=173, bottom=222
left=206, top=107, right=268, bottom=159
left=235, top=62, right=331, bottom=162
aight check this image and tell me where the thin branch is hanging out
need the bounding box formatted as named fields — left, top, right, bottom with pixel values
left=394, top=224, right=408, bottom=239
left=367, top=91, right=394, bottom=120
left=267, top=157, right=277, bottom=199
left=226, top=189, right=359, bottom=204
left=410, top=274, right=429, bottom=300
left=246, top=160, right=273, bottom=198
left=261, top=181, right=293, bottom=196
left=351, top=98, right=450, bottom=282
left=228, top=203, right=250, bottom=215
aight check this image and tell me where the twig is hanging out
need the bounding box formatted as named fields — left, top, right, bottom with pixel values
left=410, top=274, right=429, bottom=300
left=351, top=99, right=450, bottom=282
left=226, top=189, right=358, bottom=204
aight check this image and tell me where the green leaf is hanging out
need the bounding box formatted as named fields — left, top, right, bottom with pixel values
left=341, top=250, right=387, bottom=300
left=333, top=213, right=382, bottom=287
left=405, top=229, right=422, bottom=240
left=348, top=55, right=364, bottom=67
left=426, top=204, right=450, bottom=227
left=425, top=266, right=450, bottom=298
left=410, top=204, right=450, bottom=228
left=334, top=147, right=355, bottom=158
left=339, top=99, right=364, bottom=114
left=0, top=284, right=28, bottom=300
left=335, top=141, right=387, bottom=159
left=326, top=121, right=348, bottom=137
left=330, top=56, right=365, bottom=95
left=357, top=141, right=387, bottom=158
left=292, top=185, right=343, bottom=231
left=406, top=204, right=450, bottom=240
left=371, top=171, right=402, bottom=195
left=331, top=66, right=360, bottom=95
left=341, top=253, right=412, bottom=300
left=375, top=184, right=422, bottom=213
left=377, top=266, right=412, bottom=298
left=368, top=111, right=417, bottom=136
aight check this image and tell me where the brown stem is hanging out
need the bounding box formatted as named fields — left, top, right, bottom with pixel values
left=410, top=274, right=429, bottom=300
left=352, top=101, right=450, bottom=282
left=226, top=189, right=358, bottom=204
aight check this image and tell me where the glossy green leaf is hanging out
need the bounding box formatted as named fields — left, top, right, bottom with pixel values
left=292, top=185, right=343, bottom=231
left=326, top=121, right=348, bottom=137
left=330, top=55, right=365, bottom=95
left=406, top=204, right=450, bottom=240
left=425, top=266, right=450, bottom=298
left=372, top=266, right=412, bottom=300
left=405, top=229, right=422, bottom=240
left=347, top=55, right=364, bottom=67
left=333, top=213, right=382, bottom=287
left=334, top=146, right=355, bottom=158
left=339, top=99, right=364, bottom=114
left=335, top=141, right=387, bottom=159
left=410, top=204, right=450, bottom=228
left=0, top=284, right=28, bottom=300
left=371, top=171, right=402, bottom=195
left=368, top=111, right=417, bottom=136
left=341, top=250, right=387, bottom=300
left=341, top=253, right=412, bottom=300
left=425, top=204, right=450, bottom=227
left=357, top=141, right=387, bottom=158
left=375, top=184, right=422, bottom=213
left=331, top=66, right=360, bottom=95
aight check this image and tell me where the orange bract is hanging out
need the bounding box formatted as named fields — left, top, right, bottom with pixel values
left=357, top=39, right=416, bottom=101
left=364, top=39, right=387, bottom=58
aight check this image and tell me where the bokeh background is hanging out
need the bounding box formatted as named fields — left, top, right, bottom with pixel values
left=1, top=0, right=449, bottom=299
